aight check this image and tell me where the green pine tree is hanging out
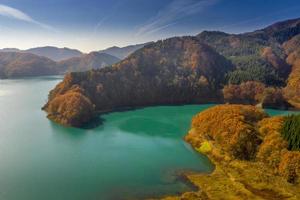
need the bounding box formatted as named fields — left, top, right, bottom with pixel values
left=281, top=114, right=300, bottom=150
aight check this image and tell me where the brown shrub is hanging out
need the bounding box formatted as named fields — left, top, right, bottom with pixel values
left=261, top=87, right=290, bottom=109
left=223, top=82, right=291, bottom=109
left=223, top=81, right=265, bottom=104
left=279, top=151, right=300, bottom=183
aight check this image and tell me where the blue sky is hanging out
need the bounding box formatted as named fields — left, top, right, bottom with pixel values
left=0, top=0, right=300, bottom=52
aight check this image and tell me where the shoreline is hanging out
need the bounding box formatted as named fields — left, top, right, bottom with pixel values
left=161, top=105, right=300, bottom=200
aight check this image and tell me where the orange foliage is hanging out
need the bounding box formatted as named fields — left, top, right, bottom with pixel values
left=46, top=89, right=95, bottom=127
left=186, top=104, right=300, bottom=183
left=186, top=105, right=266, bottom=160
left=223, top=81, right=265, bottom=104
left=223, top=82, right=290, bottom=109
left=279, top=151, right=300, bottom=183
left=257, top=117, right=288, bottom=171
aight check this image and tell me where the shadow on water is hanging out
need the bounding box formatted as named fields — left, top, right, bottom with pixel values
left=81, top=116, right=106, bottom=129
left=48, top=119, right=105, bottom=141
left=49, top=121, right=87, bottom=138
left=48, top=115, right=106, bottom=134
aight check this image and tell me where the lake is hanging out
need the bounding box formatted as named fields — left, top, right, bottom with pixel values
left=0, top=77, right=298, bottom=200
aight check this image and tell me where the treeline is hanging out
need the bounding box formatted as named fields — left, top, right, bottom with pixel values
left=222, top=81, right=289, bottom=109
left=227, top=57, right=284, bottom=85
left=282, top=114, right=300, bottom=150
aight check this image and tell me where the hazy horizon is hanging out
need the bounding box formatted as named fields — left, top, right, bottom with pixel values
left=1, top=0, right=300, bottom=52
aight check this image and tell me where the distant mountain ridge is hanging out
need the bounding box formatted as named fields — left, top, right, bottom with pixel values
left=0, top=42, right=152, bottom=62
left=0, top=46, right=83, bottom=61
left=58, top=52, right=120, bottom=73
left=26, top=46, right=83, bottom=61
left=0, top=52, right=59, bottom=78
left=246, top=17, right=300, bottom=43
left=0, top=48, right=21, bottom=52
left=0, top=51, right=120, bottom=78
left=99, top=42, right=152, bottom=59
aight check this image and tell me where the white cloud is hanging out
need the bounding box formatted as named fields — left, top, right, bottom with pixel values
left=93, top=0, right=122, bottom=34
left=136, top=0, right=218, bottom=36
left=0, top=4, right=56, bottom=31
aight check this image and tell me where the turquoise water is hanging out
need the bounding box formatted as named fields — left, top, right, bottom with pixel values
left=0, top=77, right=298, bottom=200
left=0, top=77, right=214, bottom=200
left=265, top=108, right=300, bottom=117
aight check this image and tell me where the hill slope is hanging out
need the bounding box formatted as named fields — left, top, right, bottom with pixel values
left=0, top=52, right=58, bottom=78
left=283, top=34, right=300, bottom=107
left=44, top=17, right=300, bottom=127
left=247, top=17, right=300, bottom=43
left=197, top=30, right=290, bottom=86
left=58, top=52, right=120, bottom=73
left=26, top=46, right=83, bottom=61
left=0, top=51, right=120, bottom=79
left=196, top=18, right=300, bottom=85
left=43, top=37, right=233, bottom=127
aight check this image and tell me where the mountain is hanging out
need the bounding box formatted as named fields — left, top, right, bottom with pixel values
left=0, top=51, right=120, bottom=79
left=283, top=34, right=300, bottom=108
left=195, top=18, right=300, bottom=109
left=58, top=52, right=120, bottom=72
left=0, top=52, right=58, bottom=78
left=246, top=17, right=300, bottom=43
left=0, top=44, right=144, bottom=77
left=43, top=36, right=233, bottom=127
left=0, top=48, right=21, bottom=52
left=43, top=17, right=300, bottom=127
left=0, top=46, right=83, bottom=61
left=26, top=46, right=83, bottom=61
left=99, top=42, right=152, bottom=59
left=197, top=30, right=290, bottom=86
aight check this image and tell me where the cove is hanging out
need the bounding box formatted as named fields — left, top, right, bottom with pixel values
left=0, top=76, right=298, bottom=200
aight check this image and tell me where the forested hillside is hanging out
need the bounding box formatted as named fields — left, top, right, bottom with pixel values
left=44, top=18, right=300, bottom=127
left=0, top=52, right=59, bottom=78
left=44, top=37, right=233, bottom=126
